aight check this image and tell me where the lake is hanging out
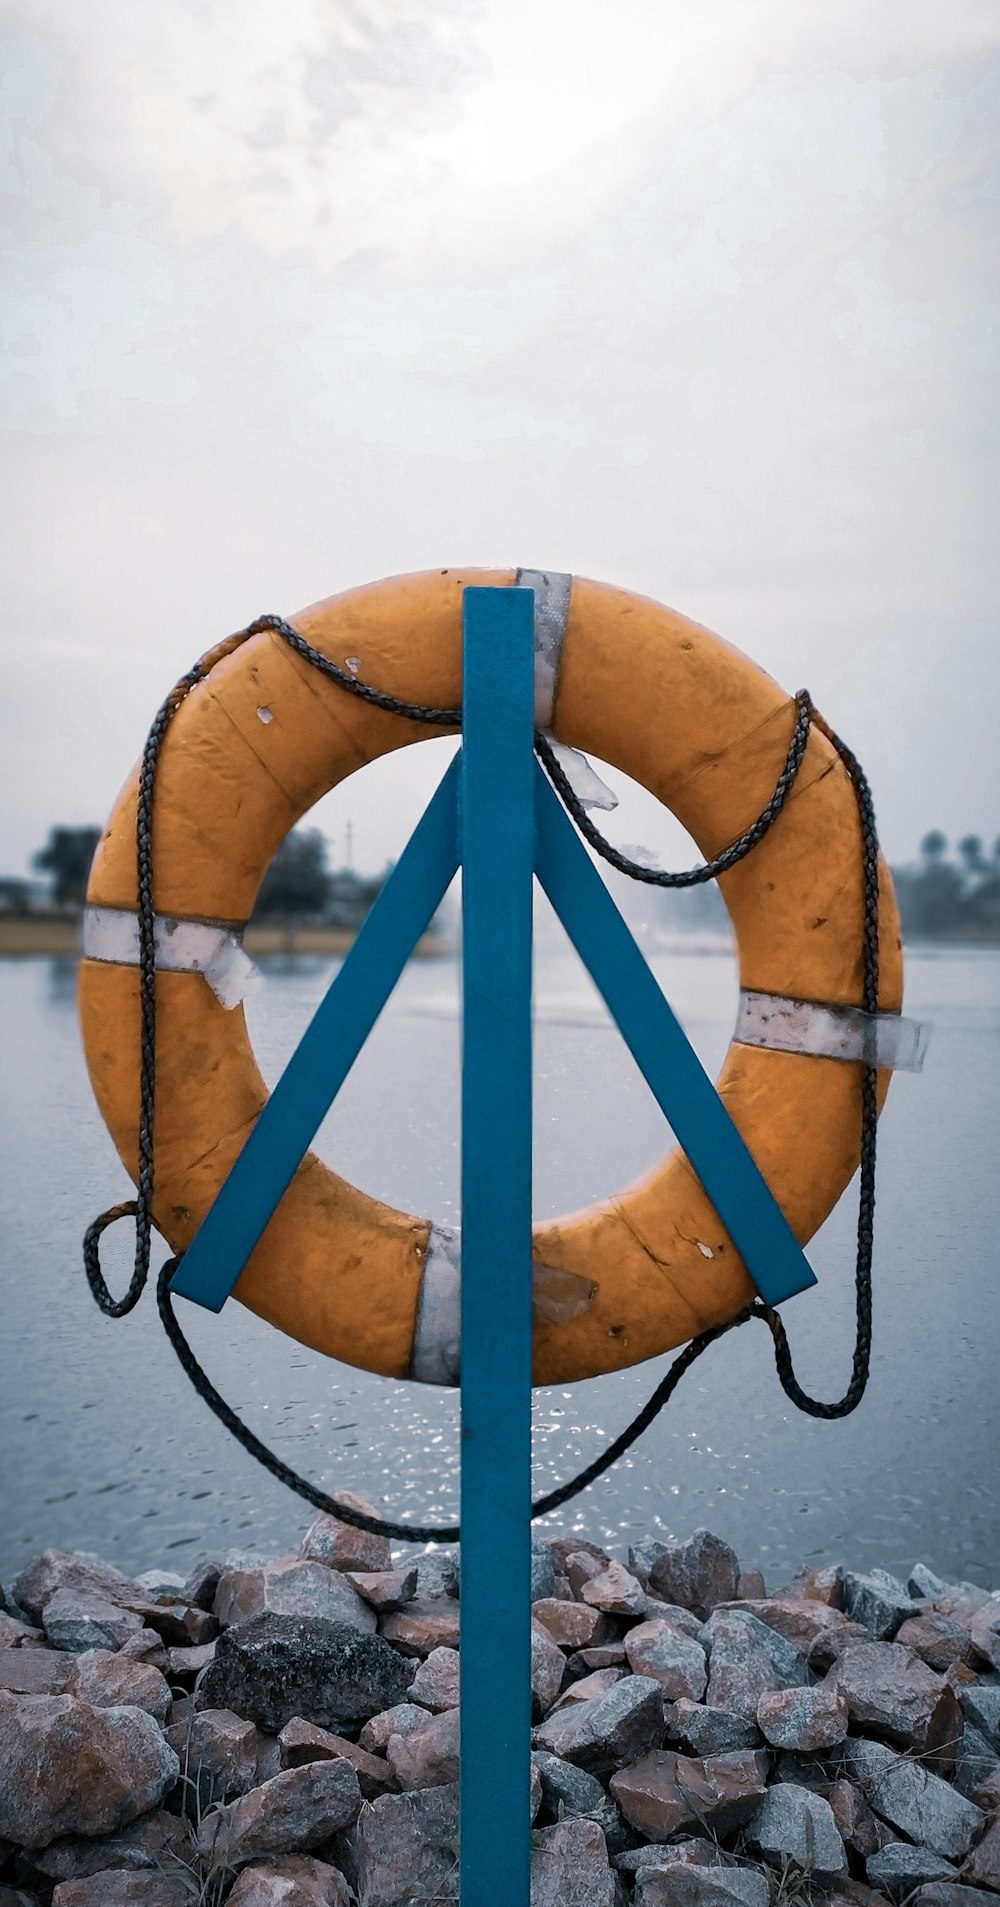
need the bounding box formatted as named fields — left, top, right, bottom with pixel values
left=1, top=927, right=997, bottom=1591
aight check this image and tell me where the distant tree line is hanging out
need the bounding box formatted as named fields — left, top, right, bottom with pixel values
left=891, top=833, right=1000, bottom=941
left=13, top=825, right=386, bottom=930
left=11, top=823, right=1000, bottom=945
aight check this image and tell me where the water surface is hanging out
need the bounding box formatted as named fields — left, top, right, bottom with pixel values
left=1, top=932, right=997, bottom=1589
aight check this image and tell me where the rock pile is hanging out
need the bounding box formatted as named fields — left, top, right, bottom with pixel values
left=1, top=1514, right=999, bottom=1906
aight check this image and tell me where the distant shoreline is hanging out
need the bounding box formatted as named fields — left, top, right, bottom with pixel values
left=0, top=915, right=450, bottom=958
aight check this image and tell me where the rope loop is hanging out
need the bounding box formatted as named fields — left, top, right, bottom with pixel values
left=82, top=606, right=884, bottom=1534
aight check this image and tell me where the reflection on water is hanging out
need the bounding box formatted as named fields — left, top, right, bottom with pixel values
left=0, top=936, right=998, bottom=1587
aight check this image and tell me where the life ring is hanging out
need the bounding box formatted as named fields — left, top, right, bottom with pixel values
left=79, top=567, right=902, bottom=1387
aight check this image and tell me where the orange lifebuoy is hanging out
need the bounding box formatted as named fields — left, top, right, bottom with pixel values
left=79, top=568, right=902, bottom=1386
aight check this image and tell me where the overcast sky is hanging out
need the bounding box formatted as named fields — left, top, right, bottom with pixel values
left=2, top=0, right=998, bottom=879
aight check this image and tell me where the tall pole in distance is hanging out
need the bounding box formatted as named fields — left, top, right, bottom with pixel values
left=459, top=586, right=536, bottom=1906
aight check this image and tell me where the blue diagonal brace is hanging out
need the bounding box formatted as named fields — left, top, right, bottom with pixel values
left=169, top=755, right=462, bottom=1312
left=533, top=763, right=817, bottom=1307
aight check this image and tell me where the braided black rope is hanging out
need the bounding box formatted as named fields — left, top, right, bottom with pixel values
left=83, top=606, right=883, bottom=1541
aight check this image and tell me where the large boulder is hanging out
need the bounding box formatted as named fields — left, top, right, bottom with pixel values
left=299, top=1492, right=393, bottom=1573
left=165, top=1705, right=264, bottom=1802
left=0, top=1691, right=178, bottom=1848
left=530, top=1818, right=617, bottom=1906
left=831, top=1642, right=963, bottom=1763
left=624, top=1620, right=707, bottom=1700
left=213, top=1558, right=376, bottom=1633
left=199, top=1612, right=412, bottom=1732
left=746, top=1782, right=847, bottom=1879
left=701, top=1610, right=808, bottom=1721
left=843, top=1738, right=984, bottom=1862
left=226, top=1857, right=352, bottom=1906
left=532, top=1674, right=664, bottom=1774
left=50, top=1874, right=192, bottom=1905
left=611, top=1749, right=769, bottom=1840
left=193, top=1760, right=361, bottom=1868
left=647, top=1531, right=740, bottom=1617
left=338, top=1782, right=461, bottom=1904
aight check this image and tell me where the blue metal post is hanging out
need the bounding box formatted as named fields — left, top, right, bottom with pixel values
left=459, top=587, right=535, bottom=1907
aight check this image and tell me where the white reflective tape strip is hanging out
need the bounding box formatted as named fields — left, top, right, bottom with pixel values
left=411, top=1223, right=461, bottom=1386
left=542, top=738, right=619, bottom=812
left=82, top=906, right=261, bottom=1010
left=409, top=1226, right=598, bottom=1386
left=516, top=567, right=572, bottom=727
left=736, top=990, right=930, bottom=1072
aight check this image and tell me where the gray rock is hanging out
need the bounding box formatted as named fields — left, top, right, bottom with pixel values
left=568, top=1646, right=628, bottom=1674
left=387, top=1705, right=460, bottom=1790
left=828, top=1777, right=881, bottom=1858
left=358, top=1701, right=428, bottom=1755
left=299, top=1492, right=392, bottom=1573
left=33, top=1810, right=190, bottom=1881
left=43, top=1589, right=145, bottom=1654
left=961, top=1815, right=1000, bottom=1893
left=714, top=1596, right=863, bottom=1666
left=624, top=1620, right=707, bottom=1700
left=531, top=1536, right=558, bottom=1603
left=613, top=1840, right=720, bottom=1872
left=756, top=1680, right=849, bottom=1750
left=843, top=1737, right=984, bottom=1860
left=11, top=1550, right=211, bottom=1648
left=409, top=1644, right=460, bottom=1711
left=410, top=1548, right=459, bottom=1599
left=532, top=1752, right=625, bottom=1849
left=960, top=1683, right=1000, bottom=1747
left=532, top=1619, right=567, bottom=1716
left=551, top=1668, right=624, bottom=1711
left=338, top=1781, right=460, bottom=1904
left=832, top=1642, right=963, bottom=1762
left=0, top=1610, right=43, bottom=1648
left=746, top=1782, right=846, bottom=1878
left=165, top=1705, right=263, bottom=1803
left=50, top=1873, right=192, bottom=1905
left=953, top=1723, right=1000, bottom=1801
left=968, top=1602, right=1000, bottom=1670
left=737, top=1570, right=768, bottom=1601
left=910, top=1565, right=950, bottom=1600
left=665, top=1698, right=761, bottom=1755
left=0, top=1691, right=179, bottom=1849
left=610, top=1749, right=770, bottom=1840
left=533, top=1600, right=610, bottom=1650
left=226, top=1856, right=352, bottom=1906
left=628, top=1539, right=669, bottom=1588
left=13, top=1550, right=144, bottom=1625
left=633, top=1865, right=771, bottom=1907
left=181, top=1559, right=223, bottom=1610
left=277, top=1717, right=396, bottom=1796
left=701, top=1610, right=808, bottom=1720
left=867, top=1842, right=959, bottom=1893
left=71, top=1650, right=171, bottom=1723
left=199, top=1611, right=412, bottom=1733
left=530, top=1818, right=616, bottom=1906
left=213, top=1558, right=376, bottom=1634
left=909, top=1889, right=1000, bottom=1907
left=380, top=1598, right=461, bottom=1656
left=895, top=1613, right=977, bottom=1673
left=532, top=1674, right=664, bottom=1774
left=344, top=1567, right=418, bottom=1612
left=581, top=1562, right=647, bottom=1617
left=533, top=1750, right=609, bottom=1817
left=194, top=1759, right=361, bottom=1868
left=842, top=1568, right=919, bottom=1640
left=133, top=1570, right=186, bottom=1598
left=773, top=1752, right=832, bottom=1793
left=647, top=1530, right=740, bottom=1617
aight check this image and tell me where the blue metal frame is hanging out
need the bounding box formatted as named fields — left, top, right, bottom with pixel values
left=458, top=586, right=535, bottom=1905
left=170, top=582, right=823, bottom=1906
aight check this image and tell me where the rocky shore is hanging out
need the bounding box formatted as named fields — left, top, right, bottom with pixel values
left=1, top=1505, right=999, bottom=1906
